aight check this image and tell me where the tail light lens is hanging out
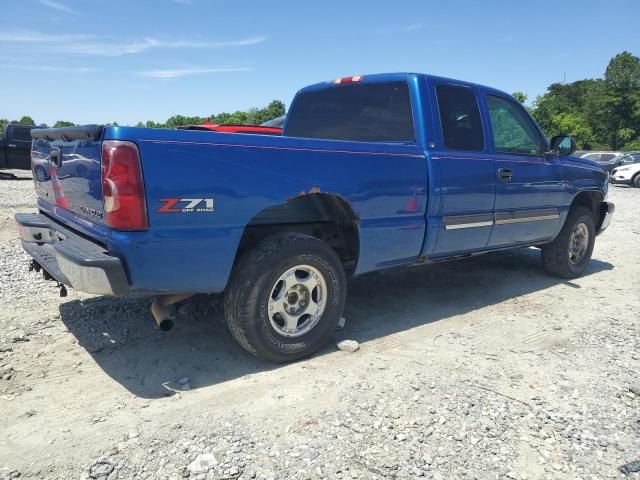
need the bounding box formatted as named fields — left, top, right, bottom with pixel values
left=101, top=140, right=148, bottom=231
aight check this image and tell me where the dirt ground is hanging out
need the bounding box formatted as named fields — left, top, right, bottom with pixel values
left=0, top=170, right=638, bottom=480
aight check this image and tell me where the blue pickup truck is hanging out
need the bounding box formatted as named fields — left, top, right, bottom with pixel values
left=16, top=73, right=614, bottom=362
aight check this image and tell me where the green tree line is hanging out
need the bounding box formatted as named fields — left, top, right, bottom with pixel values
left=0, top=100, right=286, bottom=138
left=518, top=51, right=640, bottom=150
left=2, top=51, right=639, bottom=150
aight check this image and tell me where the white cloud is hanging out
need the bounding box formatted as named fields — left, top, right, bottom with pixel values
left=4, top=64, right=97, bottom=73
left=0, top=31, right=94, bottom=43
left=138, top=67, right=253, bottom=79
left=0, top=30, right=267, bottom=57
left=39, top=0, right=80, bottom=15
left=402, top=23, right=423, bottom=32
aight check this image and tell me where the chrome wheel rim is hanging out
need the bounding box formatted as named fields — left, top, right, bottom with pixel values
left=569, top=223, right=589, bottom=264
left=268, top=264, right=327, bottom=338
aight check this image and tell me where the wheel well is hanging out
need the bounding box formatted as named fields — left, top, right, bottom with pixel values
left=235, top=193, right=359, bottom=274
left=570, top=190, right=603, bottom=224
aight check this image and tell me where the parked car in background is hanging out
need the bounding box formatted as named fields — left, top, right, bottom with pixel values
left=602, top=151, right=640, bottom=172
left=17, top=73, right=614, bottom=362
left=178, top=119, right=282, bottom=135
left=580, top=151, right=622, bottom=163
left=0, top=124, right=37, bottom=175
left=260, top=115, right=286, bottom=128
left=611, top=161, right=640, bottom=187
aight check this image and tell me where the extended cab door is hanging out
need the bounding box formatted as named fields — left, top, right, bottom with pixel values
left=427, top=81, right=496, bottom=256
left=482, top=92, right=565, bottom=247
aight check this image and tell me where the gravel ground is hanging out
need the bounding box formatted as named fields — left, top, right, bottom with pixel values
left=0, top=169, right=638, bottom=480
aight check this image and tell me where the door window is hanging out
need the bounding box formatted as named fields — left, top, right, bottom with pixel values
left=487, top=95, right=542, bottom=156
left=12, top=127, right=32, bottom=142
left=435, top=85, right=484, bottom=151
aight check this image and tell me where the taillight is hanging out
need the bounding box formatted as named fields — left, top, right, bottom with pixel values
left=101, top=140, right=148, bottom=231
left=333, top=75, right=364, bottom=85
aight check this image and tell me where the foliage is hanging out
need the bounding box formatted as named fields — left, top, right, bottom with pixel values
left=512, top=92, right=527, bottom=104
left=531, top=51, right=640, bottom=150
left=1, top=100, right=285, bottom=137
left=19, top=116, right=35, bottom=125
left=140, top=100, right=286, bottom=129
left=53, top=121, right=76, bottom=128
left=4, top=52, right=639, bottom=151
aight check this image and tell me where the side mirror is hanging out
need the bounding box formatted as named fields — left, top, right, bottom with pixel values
left=548, top=134, right=576, bottom=156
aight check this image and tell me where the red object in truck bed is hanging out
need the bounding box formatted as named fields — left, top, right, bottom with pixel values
left=178, top=120, right=282, bottom=135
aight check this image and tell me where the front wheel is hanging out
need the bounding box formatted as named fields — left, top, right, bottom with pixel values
left=541, top=206, right=595, bottom=279
left=633, top=174, right=640, bottom=188
left=224, top=233, right=347, bottom=363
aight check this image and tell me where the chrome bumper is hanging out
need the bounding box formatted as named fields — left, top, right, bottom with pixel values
left=15, top=213, right=129, bottom=296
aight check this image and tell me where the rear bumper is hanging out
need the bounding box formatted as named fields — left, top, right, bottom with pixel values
left=15, top=213, right=129, bottom=296
left=596, top=201, right=615, bottom=235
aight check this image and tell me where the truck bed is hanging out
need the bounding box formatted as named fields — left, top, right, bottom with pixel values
left=30, top=124, right=429, bottom=294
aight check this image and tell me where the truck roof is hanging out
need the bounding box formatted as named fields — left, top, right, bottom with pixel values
left=297, top=72, right=512, bottom=99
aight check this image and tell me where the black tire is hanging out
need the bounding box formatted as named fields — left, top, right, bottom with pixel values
left=224, top=233, right=347, bottom=363
left=541, top=206, right=595, bottom=279
left=633, top=173, right=640, bottom=188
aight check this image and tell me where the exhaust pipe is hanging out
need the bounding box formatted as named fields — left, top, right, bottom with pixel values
left=150, top=293, right=194, bottom=331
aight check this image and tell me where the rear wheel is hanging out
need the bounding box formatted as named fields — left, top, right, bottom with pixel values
left=541, top=206, right=595, bottom=278
left=224, top=233, right=347, bottom=362
left=633, top=173, right=640, bottom=188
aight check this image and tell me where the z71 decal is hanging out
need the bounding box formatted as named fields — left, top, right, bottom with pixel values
left=158, top=198, right=215, bottom=213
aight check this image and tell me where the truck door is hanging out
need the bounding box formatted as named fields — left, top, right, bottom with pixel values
left=6, top=125, right=33, bottom=170
left=428, top=82, right=496, bottom=256
left=482, top=93, right=564, bottom=247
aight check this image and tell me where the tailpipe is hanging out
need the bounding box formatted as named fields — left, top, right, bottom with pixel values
left=150, top=294, right=194, bottom=331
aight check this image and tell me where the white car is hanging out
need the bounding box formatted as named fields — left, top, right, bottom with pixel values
left=581, top=151, right=622, bottom=163
left=611, top=162, right=640, bottom=187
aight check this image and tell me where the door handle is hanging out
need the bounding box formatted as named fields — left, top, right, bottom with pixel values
left=498, top=168, right=513, bottom=182
left=8, top=144, right=17, bottom=148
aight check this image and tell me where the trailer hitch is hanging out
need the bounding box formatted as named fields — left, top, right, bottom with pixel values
left=29, top=260, right=67, bottom=297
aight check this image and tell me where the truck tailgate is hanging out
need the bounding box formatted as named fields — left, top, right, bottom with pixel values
left=31, top=125, right=105, bottom=225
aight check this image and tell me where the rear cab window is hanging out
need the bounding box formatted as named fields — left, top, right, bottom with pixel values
left=435, top=84, right=484, bottom=151
left=285, top=82, right=415, bottom=142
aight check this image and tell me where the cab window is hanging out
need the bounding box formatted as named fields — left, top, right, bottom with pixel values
left=286, top=82, right=415, bottom=142
left=487, top=95, right=542, bottom=156
left=435, top=84, right=484, bottom=151
left=12, top=126, right=33, bottom=142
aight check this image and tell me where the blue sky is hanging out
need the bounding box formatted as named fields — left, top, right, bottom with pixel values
left=1, top=0, right=638, bottom=126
